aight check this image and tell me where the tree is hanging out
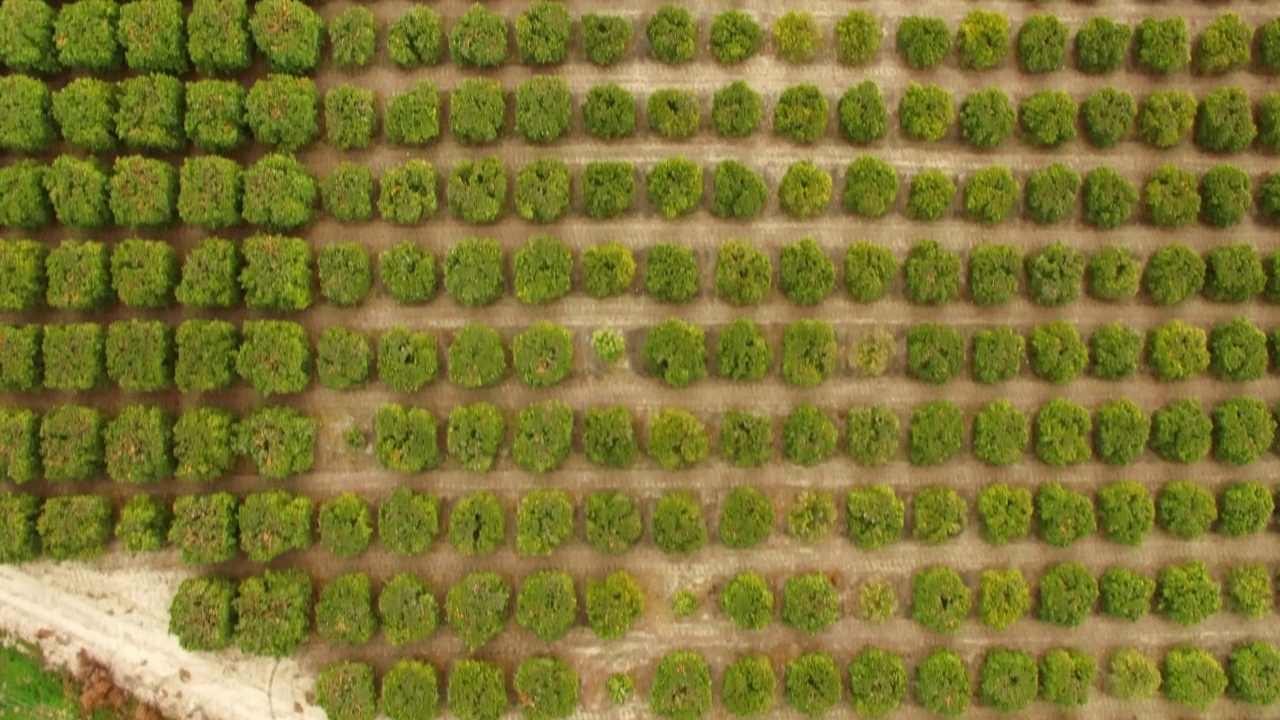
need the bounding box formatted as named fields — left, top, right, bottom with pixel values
left=517, top=570, right=576, bottom=641
left=905, top=240, right=960, bottom=305
left=233, top=569, right=312, bottom=657
left=1213, top=397, right=1275, bottom=465
left=968, top=245, right=1020, bottom=307
left=513, top=401, right=573, bottom=473
left=1081, top=87, right=1135, bottom=148
left=445, top=572, right=510, bottom=651
left=379, top=490, right=439, bottom=557
left=1095, top=400, right=1150, bottom=467
left=1135, top=17, right=1190, bottom=74
left=1082, top=166, right=1137, bottom=229
left=583, top=83, right=635, bottom=140
left=913, top=566, right=971, bottom=634
left=1018, top=14, right=1067, bottom=73
left=169, top=492, right=238, bottom=565
left=1029, top=321, right=1087, bottom=385
left=45, top=240, right=109, bottom=311
left=1138, top=90, right=1195, bottom=149
left=449, top=3, right=507, bottom=68
left=516, top=2, right=569, bottom=66
left=246, top=75, right=319, bottom=151
left=317, top=244, right=371, bottom=308
left=838, top=81, right=888, bottom=145
left=184, top=80, right=246, bottom=154
left=446, top=403, right=505, bottom=473
left=907, top=170, right=955, bottom=221
left=647, top=157, right=702, bottom=219
left=782, top=320, right=836, bottom=387
left=378, top=242, right=436, bottom=304
left=899, top=83, right=953, bottom=142
left=782, top=573, right=840, bottom=634
left=235, top=320, right=311, bottom=396
left=978, top=568, right=1030, bottom=633
left=1107, top=649, right=1162, bottom=700
left=1158, top=561, right=1222, bottom=627
left=1033, top=398, right=1092, bottom=466
left=0, top=407, right=39, bottom=483
left=328, top=7, right=374, bottom=70
left=843, top=157, right=898, bottom=220
left=1205, top=243, right=1264, bottom=302
left=1197, top=88, right=1256, bottom=153
left=1228, top=642, right=1280, bottom=704
left=515, top=161, right=570, bottom=225
left=1091, top=324, right=1143, bottom=380
left=722, top=654, right=775, bottom=717
left=1196, top=12, right=1252, bottom=74
left=1200, top=165, right=1250, bottom=229
left=450, top=81, right=506, bottom=145
left=318, top=493, right=372, bottom=559
left=582, top=12, right=631, bottom=66
left=1217, top=482, right=1274, bottom=537
left=848, top=648, right=906, bottom=718
left=582, top=161, right=634, bottom=218
left=42, top=323, right=104, bottom=393
left=1147, top=320, right=1209, bottom=382
left=1036, top=482, right=1096, bottom=548
left=980, top=649, right=1037, bottom=711
left=39, top=404, right=105, bottom=481
left=1038, top=562, right=1098, bottom=627
left=114, top=75, right=185, bottom=154
left=1163, top=647, right=1226, bottom=709
left=38, top=495, right=112, bottom=561
left=584, top=407, right=637, bottom=470
left=783, top=404, right=837, bottom=466
left=646, top=5, right=695, bottom=65
left=907, top=324, right=964, bottom=385
left=977, top=484, right=1032, bottom=544
left=1024, top=164, right=1080, bottom=225
left=709, top=10, right=760, bottom=64
left=1150, top=399, right=1212, bottom=464
left=647, top=87, right=699, bottom=140
left=44, top=155, right=110, bottom=231
left=173, top=407, right=235, bottom=481
left=1088, top=245, right=1140, bottom=302
left=104, top=404, right=173, bottom=483
left=444, top=238, right=504, bottom=306
left=784, top=653, right=840, bottom=717
left=956, top=10, right=1009, bottom=69
left=379, top=573, right=439, bottom=646
left=374, top=405, right=438, bottom=473
left=315, top=573, right=376, bottom=645
left=0, top=0, right=57, bottom=74
left=721, top=571, right=773, bottom=630
left=780, top=238, right=835, bottom=306
left=1145, top=243, right=1205, bottom=305
left=514, top=657, right=577, bottom=720
left=586, top=570, right=643, bottom=639
left=379, top=327, right=438, bottom=393
left=1020, top=90, right=1076, bottom=147
left=242, top=154, right=317, bottom=232
left=1027, top=242, right=1084, bottom=306
left=773, top=11, right=819, bottom=64
left=235, top=406, right=315, bottom=479
left=388, top=7, right=443, bottom=68
left=449, top=660, right=507, bottom=720
left=836, top=10, right=880, bottom=65
left=1100, top=567, right=1155, bottom=621
left=716, top=319, right=772, bottom=381
left=517, top=76, right=571, bottom=143
left=178, top=156, right=242, bottom=231
left=916, top=649, right=970, bottom=717
left=168, top=577, right=234, bottom=651
left=385, top=82, right=440, bottom=145
left=652, top=490, right=707, bottom=554
left=973, top=400, right=1028, bottom=467
left=958, top=88, right=1014, bottom=150
left=847, top=485, right=904, bottom=550
left=897, top=16, right=950, bottom=69
left=773, top=84, right=827, bottom=144
left=1041, top=648, right=1096, bottom=708
left=648, top=409, right=709, bottom=469
left=381, top=661, right=439, bottom=720
left=51, top=78, right=113, bottom=153
left=643, top=319, right=706, bottom=388
left=377, top=159, right=438, bottom=227
left=109, top=155, right=177, bottom=229
left=712, top=161, right=766, bottom=220
left=914, top=487, right=967, bottom=544
left=910, top=401, right=963, bottom=466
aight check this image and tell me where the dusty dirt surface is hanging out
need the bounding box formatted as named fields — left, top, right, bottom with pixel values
left=6, top=1, right=1280, bottom=719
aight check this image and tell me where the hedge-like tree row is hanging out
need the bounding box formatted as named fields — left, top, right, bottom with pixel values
left=169, top=567, right=643, bottom=657
left=0, top=404, right=313, bottom=485
left=6, top=0, right=1275, bottom=80
left=5, top=153, right=1277, bottom=233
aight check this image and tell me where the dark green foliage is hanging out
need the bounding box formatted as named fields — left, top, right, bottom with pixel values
left=783, top=404, right=837, bottom=466
left=896, top=16, right=951, bottom=70
left=845, top=159, right=902, bottom=228
left=385, top=82, right=440, bottom=146
left=643, top=318, right=706, bottom=388
left=645, top=244, right=698, bottom=302
left=1228, top=642, right=1280, bottom=704
left=0, top=240, right=44, bottom=312
left=0, top=324, right=39, bottom=395
left=957, top=9, right=1009, bottom=69
left=38, top=495, right=111, bottom=561
left=1036, top=482, right=1096, bottom=548
left=1213, top=397, right=1275, bottom=465
left=583, top=407, right=637, bottom=469
left=968, top=245, right=1021, bottom=307
left=1262, top=19, right=1280, bottom=73
left=379, top=159, right=438, bottom=226
left=1163, top=647, right=1226, bottom=709
left=325, top=85, right=375, bottom=150
left=1088, top=246, right=1140, bottom=302
left=449, top=660, right=507, bottom=720
left=249, top=0, right=320, bottom=73
left=980, top=649, right=1037, bottom=712
left=184, top=80, right=246, bottom=154
left=973, top=400, right=1027, bottom=467
left=42, top=324, right=104, bottom=392
left=774, top=84, right=827, bottom=143
left=316, top=662, right=376, bottom=720
left=1218, top=482, right=1274, bottom=537
left=328, top=7, right=374, bottom=69
left=1081, top=87, right=1135, bottom=148
left=1024, top=164, right=1080, bottom=225
left=977, top=484, right=1032, bottom=544
left=899, top=83, right=953, bottom=142
left=319, top=493, right=372, bottom=559
left=105, top=320, right=173, bottom=392
left=447, top=403, right=505, bottom=473
left=786, top=491, right=836, bottom=543
left=716, top=319, right=772, bottom=381
left=849, top=649, right=907, bottom=718
left=1027, top=242, right=1084, bottom=306
left=1038, top=563, right=1098, bottom=627
left=1092, top=324, right=1143, bottom=381
left=172, top=407, right=235, bottom=481
left=721, top=572, right=774, bottom=630
left=1018, top=14, right=1067, bottom=73
left=913, top=487, right=967, bottom=545
left=104, top=405, right=172, bottom=484
left=580, top=242, right=635, bottom=299
left=782, top=573, right=839, bottom=634
left=710, top=82, right=763, bottom=140
left=236, top=320, right=310, bottom=397
left=582, top=161, right=634, bottom=219
left=648, top=88, right=700, bottom=140
left=773, top=11, right=819, bottom=64
left=1148, top=319, right=1209, bottom=381
left=1135, top=17, right=1190, bottom=74
left=710, top=10, right=760, bottom=64
left=0, top=408, right=39, bottom=483
left=513, top=235, right=572, bottom=306
left=50, top=78, right=113, bottom=154
left=449, top=322, right=507, bottom=384
left=719, top=411, right=772, bottom=468
left=916, top=649, right=970, bottom=717
left=517, top=570, right=576, bottom=641
left=964, top=165, right=1019, bottom=223
left=0, top=492, right=39, bottom=562
left=1200, top=165, right=1250, bottom=229
left=379, top=573, right=439, bottom=647
left=780, top=238, right=835, bottom=306
left=379, top=242, right=436, bottom=304
left=1198, top=13, right=1249, bottom=74
left=904, top=240, right=960, bottom=305
left=168, top=492, right=237, bottom=565
left=653, top=490, right=707, bottom=554
left=178, top=157, right=241, bottom=232
left=234, top=570, right=312, bottom=657
left=316, top=328, right=370, bottom=390
left=1138, top=90, right=1195, bottom=149
left=515, top=160, right=570, bottom=225
left=44, top=156, right=109, bottom=231
left=844, top=241, right=896, bottom=302
left=647, top=157, right=703, bottom=219
left=445, top=238, right=504, bottom=306
left=1196, top=87, right=1256, bottom=153
left=1144, top=243, right=1205, bottom=306
left=379, top=490, right=439, bottom=557
left=0, top=160, right=50, bottom=231
left=235, top=405, right=315, bottom=479
left=1151, top=399, right=1212, bottom=464
left=1100, top=567, right=1155, bottom=621
left=516, top=2, right=569, bottom=66
left=781, top=320, right=836, bottom=388
left=1033, top=398, right=1092, bottom=466
left=582, top=83, right=635, bottom=140
left=168, top=577, right=234, bottom=651
left=1107, top=649, right=1162, bottom=700
left=516, top=490, right=573, bottom=556
left=46, top=240, right=109, bottom=311
left=1040, top=648, right=1096, bottom=709
left=516, top=76, right=570, bottom=144
left=388, top=8, right=443, bottom=68
left=1261, top=174, right=1280, bottom=223
left=1205, top=243, right=1264, bottom=302
left=837, top=81, right=888, bottom=145
left=514, top=656, right=577, bottom=720
left=318, top=243, right=371, bottom=309
left=719, top=487, right=773, bottom=550
left=722, top=654, right=775, bottom=717
left=586, top=570, right=643, bottom=639
left=1020, top=90, right=1076, bottom=147
left=237, top=490, right=312, bottom=563
left=1259, top=93, right=1280, bottom=151
left=116, top=0, right=186, bottom=73
left=1075, top=16, right=1130, bottom=74
left=582, top=13, right=631, bottom=66
left=647, top=5, right=695, bottom=65
left=648, top=408, right=710, bottom=470
left=0, top=0, right=56, bottom=73
left=448, top=491, right=505, bottom=557
left=711, top=161, right=766, bottom=220
left=450, top=3, right=508, bottom=69
left=959, top=88, right=1013, bottom=149
left=1158, top=560, right=1222, bottom=626
left=378, top=328, right=437, bottom=393
left=909, top=401, right=963, bottom=467
left=246, top=75, right=318, bottom=151
left=906, top=324, right=963, bottom=385
left=115, top=75, right=184, bottom=154
left=109, top=155, right=177, bottom=230
left=513, top=400, right=573, bottom=473
left=784, top=653, right=840, bottom=717
left=1029, top=321, right=1087, bottom=384
left=448, top=156, right=507, bottom=224
left=1095, top=400, right=1150, bottom=467
left=1082, top=166, right=1137, bottom=229
left=242, top=155, right=317, bottom=232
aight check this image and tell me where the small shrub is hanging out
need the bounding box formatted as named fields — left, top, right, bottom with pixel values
left=916, top=649, right=970, bottom=717
left=836, top=10, right=880, bottom=66
left=169, top=493, right=238, bottom=565
left=909, top=400, right=963, bottom=467
left=1088, top=246, right=1140, bottom=302
left=905, top=240, right=961, bottom=305
left=586, top=570, right=643, bottom=639
left=515, top=160, right=570, bottom=225
left=781, top=320, right=836, bottom=387
left=786, top=491, right=836, bottom=543
left=1197, top=87, right=1257, bottom=154
left=957, top=9, right=1009, bottom=69
left=517, top=1, right=569, bottom=66
left=647, top=157, right=703, bottom=219
left=385, top=82, right=441, bottom=146
left=582, top=13, right=631, bottom=66
left=783, top=404, right=837, bottom=466
left=234, top=406, right=316, bottom=479
left=448, top=660, right=507, bottom=720
left=516, top=76, right=571, bottom=144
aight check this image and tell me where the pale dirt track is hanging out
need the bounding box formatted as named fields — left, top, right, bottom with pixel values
left=5, top=0, right=1280, bottom=719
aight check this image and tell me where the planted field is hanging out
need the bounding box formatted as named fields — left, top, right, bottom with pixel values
left=4, top=0, right=1280, bottom=719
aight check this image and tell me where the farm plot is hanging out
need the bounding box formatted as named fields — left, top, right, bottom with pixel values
left=4, top=0, right=1280, bottom=719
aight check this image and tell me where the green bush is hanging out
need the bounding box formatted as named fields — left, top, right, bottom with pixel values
left=897, top=16, right=951, bottom=69
left=586, top=570, right=642, bottom=639
left=1218, top=482, right=1274, bottom=537
left=449, top=660, right=507, bottom=720
left=445, top=571, right=510, bottom=651
left=1100, top=567, right=1155, bottom=621
left=647, top=5, right=695, bottom=65
left=378, top=159, right=438, bottom=226
left=1147, top=319, right=1208, bottom=382
left=583, top=407, right=637, bottom=470
left=907, top=170, right=956, bottom=221
left=0, top=0, right=57, bottom=73
left=116, top=0, right=186, bottom=73
left=246, top=75, right=319, bottom=152
left=178, top=156, right=242, bottom=231
left=973, top=400, right=1028, bottom=467
left=235, top=405, right=315, bottom=479
left=582, top=13, right=632, bottom=66
left=906, top=324, right=963, bottom=385
left=582, top=161, right=634, bottom=219
left=385, top=82, right=440, bottom=146
left=1135, top=17, right=1190, bottom=74
left=905, top=240, right=960, bottom=305
left=1027, top=242, right=1084, bottom=306
left=448, top=323, right=507, bottom=389
left=1036, top=482, right=1096, bottom=548
left=913, top=486, right=967, bottom=544
left=709, top=10, right=760, bottom=64
left=242, top=155, right=317, bottom=232
left=977, top=483, right=1032, bottom=544
left=1163, top=647, right=1226, bottom=709
left=779, top=491, right=832, bottom=544
left=516, top=570, right=575, bottom=642
left=172, top=407, right=235, bottom=481
left=979, top=649, right=1037, bottom=711
left=42, top=324, right=104, bottom=391
left=721, top=572, right=775, bottom=631
left=784, top=653, right=840, bottom=717
left=1029, top=320, right=1087, bottom=384
left=774, top=84, right=827, bottom=143
left=184, top=80, right=246, bottom=154
left=1196, top=13, right=1252, bottom=74
left=1038, top=562, right=1098, bottom=627
left=719, top=411, right=771, bottom=468
left=1213, top=397, right=1276, bottom=465
left=718, top=487, right=773, bottom=549
left=1200, top=165, right=1250, bottom=229
left=1259, top=93, right=1280, bottom=151
left=1158, top=560, right=1222, bottom=626
left=1197, top=88, right=1256, bottom=154
left=711, top=161, right=766, bottom=220
left=388, top=7, right=442, bottom=68
left=967, top=245, right=1021, bottom=307
left=1228, top=641, right=1280, bottom=703
left=647, top=88, right=699, bottom=140
left=648, top=408, right=709, bottom=470
left=780, top=238, right=835, bottom=306
left=1262, top=19, right=1280, bottom=73
left=450, top=80, right=505, bottom=145
left=1018, top=14, right=1067, bottom=73
left=1151, top=399, right=1212, bottom=464
left=958, top=88, right=1013, bottom=149
left=1082, top=166, right=1137, bottom=229
left=237, top=490, right=311, bottom=564
left=836, top=10, right=880, bottom=65
left=1095, top=400, right=1150, bottom=467
left=168, top=577, right=234, bottom=651
left=1033, top=398, right=1092, bottom=466
left=169, top=492, right=237, bottom=565
left=1041, top=648, right=1096, bottom=709
left=516, top=1, right=568, bottom=66
left=909, top=400, right=963, bottom=467
left=782, top=572, right=839, bottom=634
left=1107, top=649, right=1162, bottom=700
left=647, top=157, right=703, bottom=219
left=978, top=568, right=1030, bottom=633
left=1087, top=246, right=1140, bottom=302
left=378, top=242, right=436, bottom=305
left=44, top=155, right=110, bottom=231
left=37, top=495, right=111, bottom=561
left=379, top=573, right=439, bottom=648
left=849, top=329, right=895, bottom=377
left=837, top=81, right=887, bottom=145
left=444, top=238, right=504, bottom=306
left=1081, top=87, right=1135, bottom=148
left=379, top=490, right=439, bottom=559
left=899, top=83, right=953, bottom=142
left=722, top=654, right=775, bottom=717
left=109, top=155, right=177, bottom=230
left=104, top=404, right=172, bottom=483
left=233, top=568, right=313, bottom=657
left=1262, top=174, right=1280, bottom=223
left=916, top=649, right=970, bottom=717
left=645, top=244, right=698, bottom=303
left=579, top=243, right=635, bottom=299
left=782, top=320, right=836, bottom=387
left=0, top=240, right=45, bottom=312
left=447, top=403, right=504, bottom=473
left=115, top=75, right=185, bottom=153
left=514, top=490, right=573, bottom=557
left=512, top=400, right=572, bottom=473
left=582, top=83, right=635, bottom=140
left=782, top=404, right=837, bottom=466
left=957, top=9, right=1009, bottom=69
left=317, top=244, right=371, bottom=309
left=913, top=566, right=972, bottom=636
left=515, top=160, right=570, bottom=225
left=378, top=328, right=438, bottom=393
left=653, top=490, right=707, bottom=555
left=516, top=76, right=570, bottom=143
left=1138, top=90, right=1195, bottom=149
left=448, top=157, right=508, bottom=223
left=1020, top=90, right=1076, bottom=147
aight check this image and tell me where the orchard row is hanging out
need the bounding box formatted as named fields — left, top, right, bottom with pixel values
left=10, top=68, right=1280, bottom=157
left=5, top=0, right=1278, bottom=78
left=7, top=236, right=1280, bottom=315
left=307, top=641, right=1280, bottom=720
